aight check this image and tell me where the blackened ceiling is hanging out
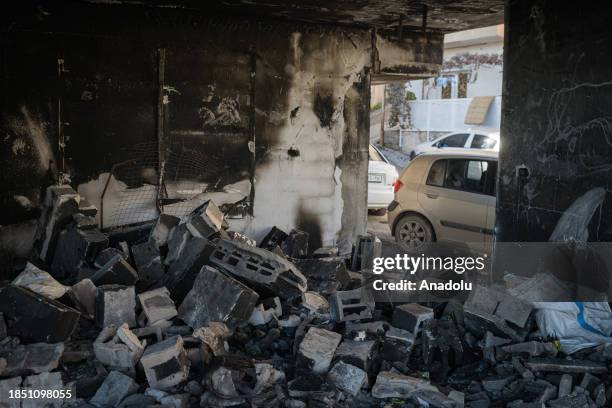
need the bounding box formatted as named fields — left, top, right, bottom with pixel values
left=84, top=0, right=504, bottom=33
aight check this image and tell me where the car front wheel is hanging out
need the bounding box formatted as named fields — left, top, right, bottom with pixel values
left=394, top=214, right=434, bottom=251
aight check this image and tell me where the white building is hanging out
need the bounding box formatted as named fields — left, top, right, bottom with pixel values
left=378, top=25, right=504, bottom=152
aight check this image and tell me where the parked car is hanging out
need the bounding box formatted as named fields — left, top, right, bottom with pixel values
left=409, top=131, right=499, bottom=159
left=387, top=149, right=498, bottom=252
left=368, top=144, right=399, bottom=214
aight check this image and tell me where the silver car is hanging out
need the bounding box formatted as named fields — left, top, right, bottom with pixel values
left=387, top=149, right=498, bottom=252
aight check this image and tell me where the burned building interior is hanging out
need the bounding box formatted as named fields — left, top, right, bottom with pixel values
left=0, top=1, right=612, bottom=407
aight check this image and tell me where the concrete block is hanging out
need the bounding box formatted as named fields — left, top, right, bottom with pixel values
left=327, top=361, right=366, bottom=396
left=140, top=335, right=189, bottom=390
left=164, top=223, right=191, bottom=266
left=293, top=257, right=351, bottom=294
left=297, top=327, right=342, bottom=374
left=0, top=343, right=64, bottom=376
left=350, top=235, right=382, bottom=271
left=330, top=287, right=374, bottom=322
left=334, top=339, right=376, bottom=372
left=22, top=372, right=64, bottom=408
left=91, top=255, right=139, bottom=286
left=259, top=226, right=288, bottom=251
left=150, top=214, right=180, bottom=249
left=51, top=226, right=108, bottom=279
left=558, top=374, right=572, bottom=398
left=0, top=377, right=22, bottom=408
left=391, top=303, right=434, bottom=334
left=69, top=279, right=97, bottom=318
left=502, top=341, right=558, bottom=357
left=178, top=266, right=258, bottom=329
left=131, top=240, right=160, bottom=268
left=90, top=370, right=138, bottom=408
left=34, top=185, right=79, bottom=264
left=380, top=326, right=414, bottom=363
left=281, top=229, right=309, bottom=258
left=164, top=237, right=215, bottom=304
left=12, top=262, right=67, bottom=299
left=210, top=238, right=307, bottom=299
left=94, top=324, right=144, bottom=368
left=185, top=200, right=226, bottom=239
left=94, top=247, right=128, bottom=268
left=0, top=285, right=80, bottom=343
left=95, top=285, right=136, bottom=328
left=138, top=287, right=177, bottom=325
left=301, top=292, right=329, bottom=314
left=372, top=371, right=437, bottom=399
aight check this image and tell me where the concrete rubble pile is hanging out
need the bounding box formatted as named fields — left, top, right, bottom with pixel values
left=0, top=185, right=610, bottom=407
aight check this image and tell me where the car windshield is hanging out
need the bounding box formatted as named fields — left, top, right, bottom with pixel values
left=369, top=145, right=385, bottom=162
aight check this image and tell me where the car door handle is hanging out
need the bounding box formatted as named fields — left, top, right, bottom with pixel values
left=426, top=193, right=439, bottom=199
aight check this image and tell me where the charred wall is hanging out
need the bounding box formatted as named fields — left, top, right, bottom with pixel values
left=497, top=0, right=612, bottom=242
left=1, top=1, right=375, bottom=252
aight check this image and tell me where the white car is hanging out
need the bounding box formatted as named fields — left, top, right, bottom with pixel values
left=409, top=131, right=499, bottom=159
left=368, top=144, right=399, bottom=213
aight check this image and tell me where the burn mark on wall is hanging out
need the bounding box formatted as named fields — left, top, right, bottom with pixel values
left=296, top=205, right=323, bottom=252
left=314, top=92, right=334, bottom=128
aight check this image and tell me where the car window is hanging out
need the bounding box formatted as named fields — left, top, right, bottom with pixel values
left=369, top=145, right=384, bottom=162
left=439, top=133, right=469, bottom=148
left=426, top=159, right=447, bottom=187
left=471, top=134, right=497, bottom=149
left=444, top=159, right=467, bottom=189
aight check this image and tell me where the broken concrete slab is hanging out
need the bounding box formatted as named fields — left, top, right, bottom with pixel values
left=178, top=266, right=258, bottom=329
left=371, top=371, right=438, bottom=399
left=297, top=327, right=342, bottom=374
left=34, top=185, right=80, bottom=265
left=95, top=285, right=136, bottom=328
left=0, top=285, right=80, bottom=343
left=12, top=262, right=67, bottom=299
left=94, top=324, right=144, bottom=368
left=327, top=361, right=366, bottom=396
left=138, top=287, right=177, bottom=326
left=140, top=335, right=189, bottom=390
left=0, top=342, right=64, bottom=376
left=330, top=287, right=375, bottom=322
left=210, top=238, right=307, bottom=299
left=91, top=254, right=139, bottom=286
left=164, top=236, right=215, bottom=304
left=90, top=370, right=138, bottom=408
left=526, top=358, right=607, bottom=374
left=391, top=303, right=434, bottom=334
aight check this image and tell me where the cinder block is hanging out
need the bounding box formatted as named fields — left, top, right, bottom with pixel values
left=391, top=303, right=434, bottom=334
left=140, top=335, right=189, bottom=390
left=297, top=327, right=342, bottom=374
left=95, top=285, right=136, bottom=328
left=330, top=287, right=375, bottom=322
left=138, top=287, right=177, bottom=326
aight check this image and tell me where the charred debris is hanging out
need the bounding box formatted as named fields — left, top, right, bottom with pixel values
left=0, top=185, right=610, bottom=408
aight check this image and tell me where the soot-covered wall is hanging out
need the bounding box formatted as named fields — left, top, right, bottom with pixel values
left=497, top=0, right=612, bottom=242
left=0, top=2, right=371, bottom=252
